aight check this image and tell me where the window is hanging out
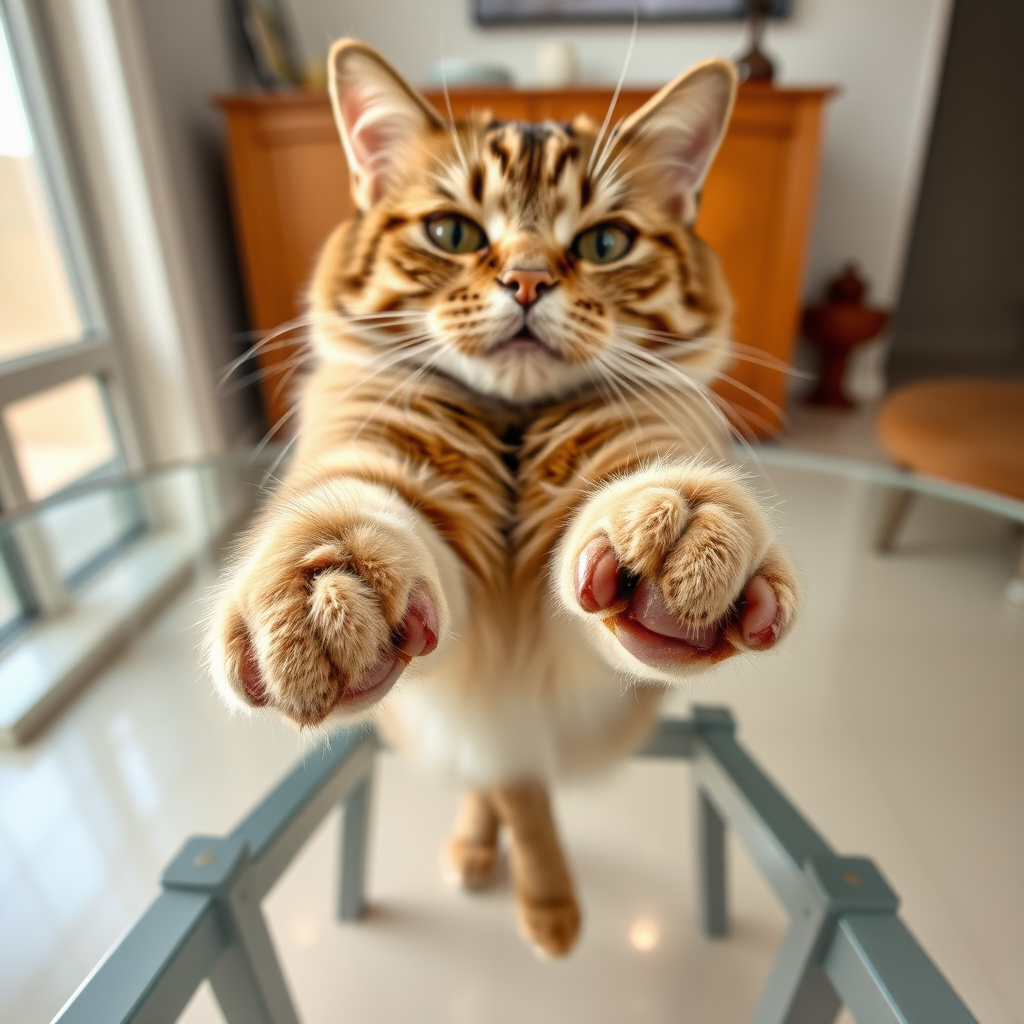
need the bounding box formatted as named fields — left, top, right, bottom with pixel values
left=0, top=5, right=143, bottom=645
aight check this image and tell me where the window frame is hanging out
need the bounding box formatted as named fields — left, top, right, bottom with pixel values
left=0, top=0, right=146, bottom=620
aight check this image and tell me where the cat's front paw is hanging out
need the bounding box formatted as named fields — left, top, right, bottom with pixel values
left=558, top=464, right=797, bottom=679
left=208, top=482, right=448, bottom=726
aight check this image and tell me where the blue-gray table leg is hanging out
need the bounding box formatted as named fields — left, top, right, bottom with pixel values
left=751, top=904, right=841, bottom=1024
left=216, top=870, right=302, bottom=1024
left=696, top=787, right=729, bottom=938
left=208, top=944, right=280, bottom=1024
left=338, top=769, right=374, bottom=921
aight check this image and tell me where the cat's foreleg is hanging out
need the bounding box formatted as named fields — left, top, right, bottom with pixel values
left=553, top=460, right=797, bottom=681
left=208, top=476, right=466, bottom=725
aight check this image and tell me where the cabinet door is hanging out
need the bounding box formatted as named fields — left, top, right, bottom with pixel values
left=698, top=91, right=827, bottom=433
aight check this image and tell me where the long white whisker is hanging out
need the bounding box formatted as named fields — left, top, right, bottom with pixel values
left=347, top=339, right=448, bottom=443
left=220, top=353, right=313, bottom=397
left=617, top=328, right=812, bottom=379
left=252, top=404, right=298, bottom=460
left=586, top=10, right=638, bottom=177
left=591, top=114, right=627, bottom=183
left=585, top=358, right=642, bottom=433
left=602, top=350, right=720, bottom=447
left=612, top=342, right=769, bottom=461
left=438, top=18, right=469, bottom=174
left=593, top=139, right=632, bottom=189
left=605, top=339, right=741, bottom=445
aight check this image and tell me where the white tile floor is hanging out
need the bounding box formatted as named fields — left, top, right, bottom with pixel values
left=1, top=412, right=1022, bottom=1024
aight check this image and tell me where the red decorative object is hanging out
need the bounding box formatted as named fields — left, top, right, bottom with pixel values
left=802, top=264, right=888, bottom=409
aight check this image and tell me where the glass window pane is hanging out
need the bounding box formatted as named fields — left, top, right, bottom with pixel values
left=0, top=18, right=83, bottom=361
left=4, top=376, right=117, bottom=501
left=40, top=487, right=144, bottom=587
left=0, top=556, right=25, bottom=636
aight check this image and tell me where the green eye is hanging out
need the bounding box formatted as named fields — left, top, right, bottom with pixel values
left=425, top=214, right=487, bottom=254
left=573, top=223, right=634, bottom=264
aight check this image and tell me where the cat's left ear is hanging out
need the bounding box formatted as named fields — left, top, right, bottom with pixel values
left=328, top=39, right=445, bottom=210
left=617, top=59, right=737, bottom=224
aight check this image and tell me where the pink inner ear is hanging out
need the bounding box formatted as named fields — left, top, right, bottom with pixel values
left=341, top=83, right=406, bottom=206
left=342, top=88, right=379, bottom=168
left=663, top=119, right=717, bottom=219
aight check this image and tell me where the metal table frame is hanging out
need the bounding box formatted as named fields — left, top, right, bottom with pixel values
left=54, top=707, right=978, bottom=1024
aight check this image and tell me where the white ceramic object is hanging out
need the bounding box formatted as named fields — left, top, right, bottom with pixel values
left=535, top=41, right=579, bottom=88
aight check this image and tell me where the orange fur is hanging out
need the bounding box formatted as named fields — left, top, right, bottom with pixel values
left=207, top=40, right=798, bottom=957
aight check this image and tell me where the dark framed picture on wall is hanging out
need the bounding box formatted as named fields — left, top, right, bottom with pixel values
left=476, top=0, right=791, bottom=23
left=228, top=0, right=303, bottom=87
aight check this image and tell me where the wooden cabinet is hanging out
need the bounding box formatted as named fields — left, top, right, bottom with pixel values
left=217, top=84, right=832, bottom=434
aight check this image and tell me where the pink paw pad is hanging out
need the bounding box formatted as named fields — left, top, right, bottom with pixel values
left=342, top=587, right=440, bottom=708
left=396, top=588, right=440, bottom=657
left=738, top=575, right=780, bottom=648
left=574, top=537, right=621, bottom=612
left=235, top=588, right=440, bottom=715
left=240, top=645, right=268, bottom=706
left=573, top=536, right=782, bottom=666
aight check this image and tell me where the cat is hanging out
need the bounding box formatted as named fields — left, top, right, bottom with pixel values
left=208, top=39, right=798, bottom=959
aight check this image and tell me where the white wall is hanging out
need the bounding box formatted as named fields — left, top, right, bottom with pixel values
left=288, top=0, right=953, bottom=313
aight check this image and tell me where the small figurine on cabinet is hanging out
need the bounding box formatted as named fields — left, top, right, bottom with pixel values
left=802, top=264, right=889, bottom=409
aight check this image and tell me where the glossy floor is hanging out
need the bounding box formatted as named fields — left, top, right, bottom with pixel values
left=1, top=459, right=1022, bottom=1023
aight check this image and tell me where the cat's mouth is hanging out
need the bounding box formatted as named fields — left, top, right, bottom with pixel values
left=490, top=326, right=562, bottom=359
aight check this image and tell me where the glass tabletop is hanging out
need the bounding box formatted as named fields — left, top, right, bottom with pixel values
left=1, top=443, right=1022, bottom=532
left=0, top=446, right=1021, bottom=1024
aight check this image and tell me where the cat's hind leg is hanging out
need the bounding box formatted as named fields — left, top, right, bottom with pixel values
left=443, top=789, right=501, bottom=890
left=490, top=781, right=580, bottom=958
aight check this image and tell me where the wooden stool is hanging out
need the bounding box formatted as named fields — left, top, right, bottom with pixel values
left=875, top=377, right=1024, bottom=602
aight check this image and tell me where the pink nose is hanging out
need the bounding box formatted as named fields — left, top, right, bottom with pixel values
left=500, top=269, right=555, bottom=307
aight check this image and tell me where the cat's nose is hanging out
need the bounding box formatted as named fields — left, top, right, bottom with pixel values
left=500, top=269, right=555, bottom=307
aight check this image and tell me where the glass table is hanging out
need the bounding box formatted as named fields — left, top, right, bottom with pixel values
left=0, top=449, right=1020, bottom=1024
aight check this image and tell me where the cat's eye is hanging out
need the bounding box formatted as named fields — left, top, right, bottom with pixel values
left=425, top=214, right=488, bottom=254
left=573, top=223, right=634, bottom=264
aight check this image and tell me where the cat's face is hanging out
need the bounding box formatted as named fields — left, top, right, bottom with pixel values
left=314, top=42, right=736, bottom=405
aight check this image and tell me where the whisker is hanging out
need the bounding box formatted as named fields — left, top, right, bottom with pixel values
left=591, top=114, right=627, bottom=183
left=586, top=10, right=638, bottom=177
left=252, top=404, right=298, bottom=460
left=220, top=354, right=313, bottom=397
left=617, top=328, right=812, bottom=379
left=437, top=18, right=469, bottom=174
left=604, top=343, right=741, bottom=452
left=611, top=342, right=773, bottom=462
left=598, top=347, right=721, bottom=447
left=347, top=339, right=448, bottom=443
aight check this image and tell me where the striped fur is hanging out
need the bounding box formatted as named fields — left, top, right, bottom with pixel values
left=208, top=41, right=798, bottom=957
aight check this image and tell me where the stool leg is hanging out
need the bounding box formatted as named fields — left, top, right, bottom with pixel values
left=1006, top=537, right=1024, bottom=606
left=876, top=487, right=914, bottom=553
left=695, top=788, right=728, bottom=938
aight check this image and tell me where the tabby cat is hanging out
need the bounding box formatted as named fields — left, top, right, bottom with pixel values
left=209, top=40, right=798, bottom=958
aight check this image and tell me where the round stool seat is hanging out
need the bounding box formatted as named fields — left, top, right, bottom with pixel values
left=877, top=377, right=1024, bottom=500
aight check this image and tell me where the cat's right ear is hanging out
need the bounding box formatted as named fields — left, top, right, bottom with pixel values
left=617, top=59, right=737, bottom=224
left=328, top=40, right=444, bottom=211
